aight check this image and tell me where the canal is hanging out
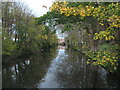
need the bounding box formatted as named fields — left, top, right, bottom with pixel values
left=2, top=46, right=120, bottom=88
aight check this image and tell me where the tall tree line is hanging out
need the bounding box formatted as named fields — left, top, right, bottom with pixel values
left=2, top=1, right=58, bottom=60
left=36, top=2, right=120, bottom=75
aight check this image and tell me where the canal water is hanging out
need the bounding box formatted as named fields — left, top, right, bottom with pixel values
left=2, top=46, right=119, bottom=88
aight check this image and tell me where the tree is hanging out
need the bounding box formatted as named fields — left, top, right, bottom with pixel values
left=2, top=1, right=58, bottom=60
left=48, top=1, right=120, bottom=73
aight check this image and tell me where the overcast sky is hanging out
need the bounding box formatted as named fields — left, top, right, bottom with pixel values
left=20, top=0, right=65, bottom=39
left=20, top=0, right=55, bottom=17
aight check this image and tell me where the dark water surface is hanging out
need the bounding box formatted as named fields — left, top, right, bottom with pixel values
left=2, top=46, right=119, bottom=88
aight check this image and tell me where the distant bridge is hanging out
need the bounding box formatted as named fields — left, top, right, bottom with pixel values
left=58, top=39, right=66, bottom=46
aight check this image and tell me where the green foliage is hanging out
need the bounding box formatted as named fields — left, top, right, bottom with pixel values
left=2, top=32, right=16, bottom=56
left=99, top=44, right=119, bottom=51
left=62, top=24, right=72, bottom=32
left=86, top=50, right=118, bottom=73
left=2, top=2, right=58, bottom=60
left=85, top=43, right=119, bottom=73
left=36, top=11, right=82, bottom=26
left=49, top=1, right=120, bottom=74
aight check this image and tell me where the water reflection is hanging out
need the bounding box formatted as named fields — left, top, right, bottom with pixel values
left=3, top=46, right=120, bottom=88
left=37, top=46, right=68, bottom=88
left=2, top=47, right=57, bottom=88
left=54, top=50, right=108, bottom=88
left=38, top=47, right=109, bottom=88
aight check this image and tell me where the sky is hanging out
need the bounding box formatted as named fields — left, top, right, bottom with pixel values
left=20, top=0, right=65, bottom=39
left=20, top=0, right=55, bottom=17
